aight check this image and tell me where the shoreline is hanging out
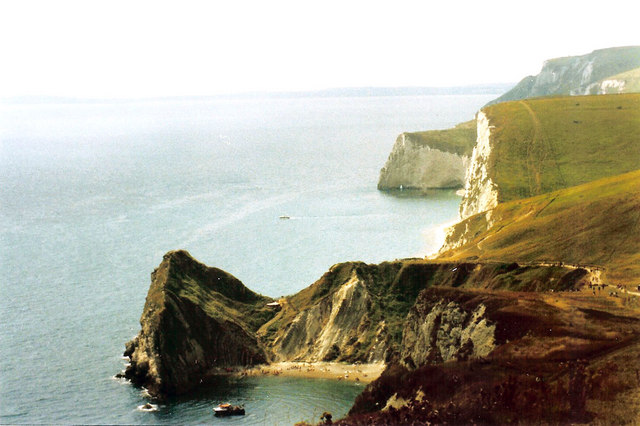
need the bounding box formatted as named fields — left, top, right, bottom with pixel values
left=421, top=219, right=458, bottom=259
left=235, top=362, right=385, bottom=384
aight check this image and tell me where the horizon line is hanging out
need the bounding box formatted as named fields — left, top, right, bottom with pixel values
left=1, top=83, right=515, bottom=103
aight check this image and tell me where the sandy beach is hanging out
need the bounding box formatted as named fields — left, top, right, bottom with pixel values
left=237, top=362, right=385, bottom=384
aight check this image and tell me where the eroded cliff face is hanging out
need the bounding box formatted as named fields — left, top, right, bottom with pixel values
left=347, top=284, right=640, bottom=424
left=487, top=46, right=640, bottom=105
left=401, top=298, right=495, bottom=368
left=378, top=133, right=470, bottom=190
left=458, top=111, right=498, bottom=220
left=268, top=269, right=388, bottom=363
left=121, top=250, right=274, bottom=397
left=260, top=260, right=594, bottom=365
left=121, top=252, right=598, bottom=397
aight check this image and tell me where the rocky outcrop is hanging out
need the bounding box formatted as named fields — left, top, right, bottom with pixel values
left=401, top=297, right=495, bottom=369
left=378, top=133, right=470, bottom=190
left=346, top=285, right=640, bottom=424
left=487, top=46, right=640, bottom=105
left=121, top=250, right=274, bottom=398
left=458, top=111, right=497, bottom=220
left=121, top=252, right=598, bottom=397
left=378, top=121, right=476, bottom=191
left=260, top=260, right=595, bottom=364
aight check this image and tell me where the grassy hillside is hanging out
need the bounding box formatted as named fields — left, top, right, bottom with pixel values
left=404, top=119, right=476, bottom=156
left=439, top=169, right=640, bottom=284
left=483, top=93, right=640, bottom=203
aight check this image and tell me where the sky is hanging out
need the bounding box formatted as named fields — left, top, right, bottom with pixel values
left=1, top=0, right=639, bottom=98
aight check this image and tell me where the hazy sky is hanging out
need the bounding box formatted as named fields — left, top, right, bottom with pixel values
left=1, top=0, right=638, bottom=98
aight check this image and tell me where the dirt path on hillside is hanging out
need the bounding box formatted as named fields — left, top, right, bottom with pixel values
left=518, top=100, right=566, bottom=196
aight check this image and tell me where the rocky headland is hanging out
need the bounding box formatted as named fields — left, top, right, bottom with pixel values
left=120, top=250, right=275, bottom=397
left=122, top=252, right=601, bottom=399
left=377, top=120, right=475, bottom=191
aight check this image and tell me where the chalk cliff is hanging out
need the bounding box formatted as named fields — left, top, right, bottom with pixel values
left=378, top=121, right=476, bottom=191
left=458, top=111, right=497, bottom=220
left=440, top=93, right=640, bottom=261
left=487, top=46, right=640, bottom=105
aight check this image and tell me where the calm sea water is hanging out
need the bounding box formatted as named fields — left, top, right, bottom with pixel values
left=0, top=94, right=495, bottom=424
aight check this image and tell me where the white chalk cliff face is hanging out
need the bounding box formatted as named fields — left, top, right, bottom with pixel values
left=593, top=78, right=627, bottom=94
left=458, top=112, right=498, bottom=220
left=378, top=133, right=470, bottom=190
left=488, top=46, right=640, bottom=105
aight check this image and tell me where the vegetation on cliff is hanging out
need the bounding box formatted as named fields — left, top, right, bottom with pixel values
left=121, top=250, right=275, bottom=397
left=480, top=93, right=639, bottom=203
left=603, top=67, right=640, bottom=93
left=377, top=120, right=476, bottom=191
left=397, top=120, right=476, bottom=157
left=440, top=169, right=640, bottom=284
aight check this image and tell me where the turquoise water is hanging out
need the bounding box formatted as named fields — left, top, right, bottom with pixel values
left=0, top=94, right=495, bottom=424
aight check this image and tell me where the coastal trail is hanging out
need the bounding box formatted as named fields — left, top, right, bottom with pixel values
left=518, top=100, right=567, bottom=197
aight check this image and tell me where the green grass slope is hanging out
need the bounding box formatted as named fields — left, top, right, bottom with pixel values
left=483, top=93, right=640, bottom=203
left=439, top=169, right=640, bottom=284
left=403, top=119, right=476, bottom=156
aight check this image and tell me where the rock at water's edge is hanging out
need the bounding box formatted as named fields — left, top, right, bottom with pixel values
left=122, top=250, right=273, bottom=397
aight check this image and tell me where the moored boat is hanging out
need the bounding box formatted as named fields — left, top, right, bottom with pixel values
left=213, top=403, right=245, bottom=416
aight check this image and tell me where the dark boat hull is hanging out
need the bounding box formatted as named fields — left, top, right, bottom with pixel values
left=214, top=407, right=245, bottom=416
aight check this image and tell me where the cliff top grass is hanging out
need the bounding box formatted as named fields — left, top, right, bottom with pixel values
left=439, top=169, right=640, bottom=284
left=404, top=119, right=476, bottom=156
left=145, top=250, right=274, bottom=333
left=483, top=93, right=640, bottom=203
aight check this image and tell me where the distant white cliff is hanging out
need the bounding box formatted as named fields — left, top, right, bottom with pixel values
left=377, top=121, right=476, bottom=191
left=487, top=46, right=640, bottom=105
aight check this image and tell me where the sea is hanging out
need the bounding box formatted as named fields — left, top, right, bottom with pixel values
left=0, top=93, right=496, bottom=424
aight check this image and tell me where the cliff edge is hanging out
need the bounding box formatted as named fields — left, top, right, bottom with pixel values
left=377, top=120, right=476, bottom=191
left=458, top=93, right=640, bottom=220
